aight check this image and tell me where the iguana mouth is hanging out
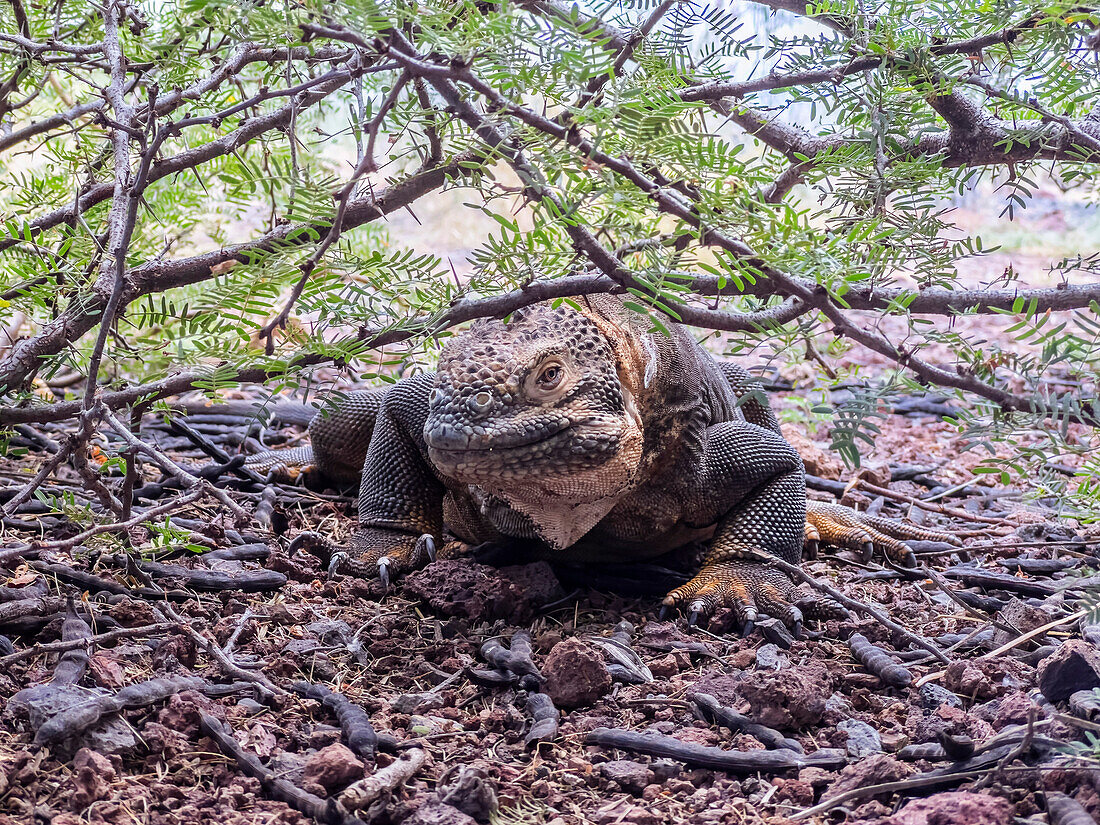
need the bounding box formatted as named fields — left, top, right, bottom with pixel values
left=424, top=419, right=572, bottom=454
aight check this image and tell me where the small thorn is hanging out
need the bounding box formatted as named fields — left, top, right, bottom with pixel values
left=378, top=557, right=392, bottom=589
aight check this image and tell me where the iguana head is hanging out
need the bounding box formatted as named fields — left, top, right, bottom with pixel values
left=424, top=299, right=647, bottom=531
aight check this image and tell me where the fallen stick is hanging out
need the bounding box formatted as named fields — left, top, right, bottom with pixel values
left=853, top=479, right=1006, bottom=524
left=339, top=748, right=429, bottom=812
left=154, top=602, right=285, bottom=698
left=36, top=674, right=206, bottom=746
left=981, top=608, right=1087, bottom=659
left=30, top=560, right=189, bottom=600
left=691, top=693, right=803, bottom=752
left=130, top=558, right=287, bottom=593
left=585, top=728, right=845, bottom=773
left=0, top=596, right=67, bottom=626
left=941, top=567, right=1057, bottom=597
left=292, top=681, right=378, bottom=761
left=791, top=727, right=1060, bottom=820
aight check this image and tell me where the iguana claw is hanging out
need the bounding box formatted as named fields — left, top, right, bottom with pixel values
left=421, top=534, right=437, bottom=562
left=328, top=551, right=349, bottom=577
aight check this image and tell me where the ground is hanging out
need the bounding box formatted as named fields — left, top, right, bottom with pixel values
left=2, top=372, right=1099, bottom=825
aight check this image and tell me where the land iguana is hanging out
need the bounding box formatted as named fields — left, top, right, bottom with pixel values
left=242, top=295, right=956, bottom=632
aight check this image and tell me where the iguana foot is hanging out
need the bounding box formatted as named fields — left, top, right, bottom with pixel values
left=245, top=446, right=317, bottom=482
left=291, top=530, right=475, bottom=587
left=659, top=560, right=845, bottom=635
left=804, top=502, right=961, bottom=566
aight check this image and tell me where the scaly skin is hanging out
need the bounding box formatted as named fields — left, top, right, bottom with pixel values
left=246, top=295, right=960, bottom=632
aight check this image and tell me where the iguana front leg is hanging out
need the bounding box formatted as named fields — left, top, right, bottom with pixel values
left=292, top=375, right=449, bottom=586
left=661, top=421, right=840, bottom=633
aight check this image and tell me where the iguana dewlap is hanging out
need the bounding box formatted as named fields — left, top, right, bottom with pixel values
left=246, top=295, right=955, bottom=631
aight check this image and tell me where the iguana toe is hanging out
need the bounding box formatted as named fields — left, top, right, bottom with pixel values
left=805, top=502, right=956, bottom=566
left=661, top=560, right=802, bottom=635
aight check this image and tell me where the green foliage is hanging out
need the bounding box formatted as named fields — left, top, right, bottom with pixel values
left=0, top=0, right=1097, bottom=497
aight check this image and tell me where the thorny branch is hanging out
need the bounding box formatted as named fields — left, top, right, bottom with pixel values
left=0, top=2, right=1095, bottom=486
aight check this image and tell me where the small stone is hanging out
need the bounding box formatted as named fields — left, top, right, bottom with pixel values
left=304, top=619, right=354, bottom=646
left=650, top=759, right=681, bottom=783
left=302, top=743, right=365, bottom=793
left=237, top=698, right=266, bottom=715
left=888, top=791, right=1013, bottom=825
left=402, top=560, right=564, bottom=624
left=991, top=599, right=1053, bottom=648
left=1038, top=640, right=1100, bottom=702
left=879, top=731, right=910, bottom=753
left=739, top=662, right=833, bottom=728
left=543, top=638, right=612, bottom=708
left=405, top=802, right=479, bottom=825
left=642, top=784, right=663, bottom=801
left=392, top=693, right=445, bottom=714
left=648, top=654, right=680, bottom=679
left=861, top=461, right=892, bottom=488
left=594, top=804, right=661, bottom=825
left=439, top=766, right=498, bottom=822
left=919, top=683, right=961, bottom=709
left=755, top=644, right=788, bottom=671
left=69, top=748, right=115, bottom=810
left=824, top=755, right=912, bottom=801
left=943, top=656, right=1033, bottom=702
left=991, top=692, right=1038, bottom=729
left=838, top=719, right=883, bottom=758
left=728, top=649, right=756, bottom=669
left=598, top=760, right=654, bottom=795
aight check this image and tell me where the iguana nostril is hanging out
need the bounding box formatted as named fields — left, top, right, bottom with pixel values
left=468, top=391, right=493, bottom=415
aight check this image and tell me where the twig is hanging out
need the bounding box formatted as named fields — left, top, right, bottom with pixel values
left=101, top=406, right=250, bottom=523
left=0, top=620, right=175, bottom=666
left=585, top=727, right=845, bottom=772
left=155, top=601, right=285, bottom=698
left=339, top=748, right=428, bottom=811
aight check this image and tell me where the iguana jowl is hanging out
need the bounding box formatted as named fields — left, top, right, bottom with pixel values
left=249, top=295, right=954, bottom=631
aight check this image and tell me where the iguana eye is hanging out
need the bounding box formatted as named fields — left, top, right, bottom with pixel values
left=537, top=364, right=563, bottom=389
left=527, top=358, right=569, bottom=401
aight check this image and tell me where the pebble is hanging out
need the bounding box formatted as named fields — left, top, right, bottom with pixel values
left=1038, top=640, right=1100, bottom=702
left=838, top=719, right=883, bottom=758
left=887, top=791, right=1013, bottom=825
left=302, top=743, right=365, bottom=793
left=919, top=683, right=961, bottom=709
left=754, top=643, right=788, bottom=671
left=543, top=638, right=612, bottom=708
left=598, top=760, right=654, bottom=795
